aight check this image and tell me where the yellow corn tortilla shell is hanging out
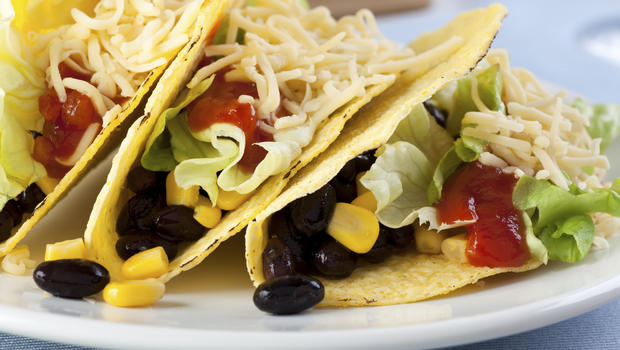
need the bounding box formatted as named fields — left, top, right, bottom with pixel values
left=245, top=3, right=542, bottom=307
left=83, top=0, right=469, bottom=283
left=83, top=0, right=230, bottom=280
left=0, top=0, right=218, bottom=256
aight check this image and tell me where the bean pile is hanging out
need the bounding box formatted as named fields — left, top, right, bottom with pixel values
left=0, top=184, right=46, bottom=242
left=115, top=166, right=207, bottom=261
left=256, top=150, right=416, bottom=314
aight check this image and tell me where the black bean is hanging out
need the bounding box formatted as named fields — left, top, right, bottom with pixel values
left=354, top=150, right=376, bottom=173
left=290, top=184, right=336, bottom=237
left=2, top=200, right=23, bottom=226
left=330, top=178, right=357, bottom=203
left=268, top=210, right=312, bottom=272
left=16, top=184, right=45, bottom=213
left=126, top=166, right=160, bottom=194
left=154, top=205, right=206, bottom=242
left=312, top=238, right=357, bottom=279
left=423, top=101, right=447, bottom=127
left=33, top=259, right=110, bottom=299
left=116, top=202, right=137, bottom=236
left=0, top=211, right=14, bottom=242
left=262, top=237, right=296, bottom=280
left=361, top=232, right=391, bottom=264
left=127, top=192, right=165, bottom=231
left=253, top=275, right=324, bottom=315
left=336, top=159, right=357, bottom=183
left=115, top=233, right=178, bottom=260
left=383, top=224, right=415, bottom=250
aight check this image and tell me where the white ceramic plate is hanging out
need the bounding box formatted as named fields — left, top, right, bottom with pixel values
left=2, top=8, right=620, bottom=348
left=0, top=139, right=618, bottom=350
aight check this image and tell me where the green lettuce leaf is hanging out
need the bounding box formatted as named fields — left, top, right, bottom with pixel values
left=360, top=104, right=453, bottom=228
left=426, top=146, right=461, bottom=205
left=426, top=135, right=486, bottom=204
left=522, top=212, right=548, bottom=264
left=141, top=76, right=215, bottom=171
left=0, top=4, right=46, bottom=210
left=513, top=176, right=620, bottom=262
left=455, top=135, right=486, bottom=162
left=446, top=64, right=505, bottom=136
left=174, top=121, right=302, bottom=203
left=538, top=214, right=594, bottom=263
left=572, top=97, right=620, bottom=152
left=142, top=76, right=304, bottom=203
left=388, top=104, right=453, bottom=165
left=513, top=176, right=620, bottom=230
left=174, top=123, right=242, bottom=203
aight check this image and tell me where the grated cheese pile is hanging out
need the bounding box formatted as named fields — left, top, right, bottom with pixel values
left=466, top=49, right=608, bottom=192
left=188, top=0, right=463, bottom=144
left=1, top=245, right=36, bottom=276
left=29, top=0, right=202, bottom=126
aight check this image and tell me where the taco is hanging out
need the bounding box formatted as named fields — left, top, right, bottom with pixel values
left=0, top=0, right=229, bottom=257
left=245, top=46, right=620, bottom=314
left=83, top=0, right=506, bottom=295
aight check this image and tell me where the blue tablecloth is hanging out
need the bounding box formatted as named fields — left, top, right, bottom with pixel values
left=1, top=297, right=618, bottom=349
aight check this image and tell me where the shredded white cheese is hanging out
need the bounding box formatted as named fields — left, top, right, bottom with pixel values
left=31, top=0, right=202, bottom=127
left=462, top=49, right=609, bottom=191
left=189, top=0, right=462, bottom=144
left=1, top=245, right=36, bottom=276
left=591, top=212, right=620, bottom=250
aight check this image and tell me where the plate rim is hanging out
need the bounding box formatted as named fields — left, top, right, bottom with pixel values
left=0, top=271, right=618, bottom=350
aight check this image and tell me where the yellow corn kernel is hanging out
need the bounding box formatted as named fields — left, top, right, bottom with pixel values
left=216, top=189, right=252, bottom=211
left=166, top=171, right=199, bottom=207
left=356, top=172, right=369, bottom=195
left=350, top=191, right=377, bottom=212
left=121, top=247, right=169, bottom=280
left=103, top=280, right=165, bottom=308
left=45, top=238, right=87, bottom=261
left=36, top=176, right=59, bottom=195
left=327, top=202, right=379, bottom=254
left=193, top=196, right=221, bottom=228
left=441, top=233, right=468, bottom=263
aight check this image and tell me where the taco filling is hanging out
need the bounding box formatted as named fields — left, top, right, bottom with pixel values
left=249, top=49, right=620, bottom=315
left=111, top=0, right=463, bottom=269
left=0, top=0, right=202, bottom=246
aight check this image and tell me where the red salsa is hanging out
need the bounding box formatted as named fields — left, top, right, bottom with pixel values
left=34, top=62, right=102, bottom=179
left=436, top=161, right=529, bottom=267
left=187, top=71, right=283, bottom=174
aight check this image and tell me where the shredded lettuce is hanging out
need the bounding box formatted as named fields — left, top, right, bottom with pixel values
left=572, top=98, right=620, bottom=152
left=538, top=214, right=594, bottom=263
left=360, top=104, right=453, bottom=228
left=513, top=176, right=620, bottom=263
left=142, top=74, right=304, bottom=203
left=141, top=76, right=215, bottom=171
left=522, top=212, right=548, bottom=264
left=0, top=2, right=46, bottom=210
left=446, top=64, right=505, bottom=137
left=426, top=147, right=460, bottom=205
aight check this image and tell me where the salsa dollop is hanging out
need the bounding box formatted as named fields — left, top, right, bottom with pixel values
left=187, top=72, right=280, bottom=174
left=436, top=161, right=529, bottom=267
left=34, top=62, right=102, bottom=179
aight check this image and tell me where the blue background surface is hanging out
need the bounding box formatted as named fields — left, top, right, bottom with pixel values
left=2, top=0, right=619, bottom=349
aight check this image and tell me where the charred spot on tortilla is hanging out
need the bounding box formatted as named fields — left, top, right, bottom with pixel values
left=180, top=256, right=198, bottom=269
